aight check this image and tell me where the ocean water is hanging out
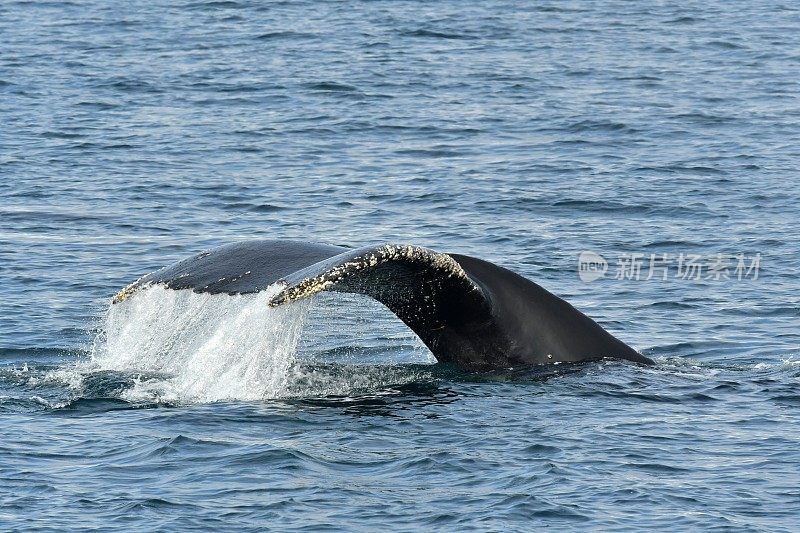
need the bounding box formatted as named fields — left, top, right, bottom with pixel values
left=2, top=0, right=799, bottom=530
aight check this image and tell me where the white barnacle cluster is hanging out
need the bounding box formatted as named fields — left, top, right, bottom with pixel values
left=270, top=244, right=474, bottom=307
left=112, top=263, right=174, bottom=304
left=381, top=243, right=471, bottom=281
left=112, top=278, right=149, bottom=304
left=377, top=245, right=467, bottom=281
left=271, top=276, right=333, bottom=306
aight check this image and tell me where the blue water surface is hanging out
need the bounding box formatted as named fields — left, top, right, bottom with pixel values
left=2, top=0, right=799, bottom=531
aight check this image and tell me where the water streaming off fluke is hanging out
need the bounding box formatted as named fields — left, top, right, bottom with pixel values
left=91, top=284, right=312, bottom=402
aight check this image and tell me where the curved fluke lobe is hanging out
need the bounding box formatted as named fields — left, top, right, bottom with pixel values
left=113, top=240, right=346, bottom=303
left=267, top=243, right=478, bottom=307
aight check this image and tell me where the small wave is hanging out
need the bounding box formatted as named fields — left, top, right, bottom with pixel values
left=665, top=16, right=702, bottom=24
left=255, top=31, right=316, bottom=41
left=565, top=120, right=637, bottom=134
left=0, top=208, right=110, bottom=224
left=93, top=77, right=164, bottom=94
left=641, top=239, right=702, bottom=249
left=670, top=112, right=738, bottom=125
left=184, top=0, right=241, bottom=8
left=395, top=147, right=464, bottom=158
left=771, top=395, right=800, bottom=406
left=523, top=443, right=561, bottom=455
left=304, top=81, right=359, bottom=92
left=634, top=164, right=727, bottom=176
left=59, top=397, right=146, bottom=413
left=0, top=347, right=78, bottom=361
left=726, top=306, right=799, bottom=318
left=220, top=201, right=287, bottom=212
left=248, top=203, right=287, bottom=213
left=121, top=498, right=188, bottom=511
left=550, top=198, right=686, bottom=216
left=706, top=40, right=747, bottom=50
left=627, top=462, right=690, bottom=473
left=75, top=100, right=119, bottom=110
left=400, top=29, right=477, bottom=40
left=647, top=301, right=699, bottom=310
left=531, top=5, right=587, bottom=13
left=40, top=131, right=86, bottom=139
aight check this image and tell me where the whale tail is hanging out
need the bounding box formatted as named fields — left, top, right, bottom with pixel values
left=114, top=240, right=653, bottom=369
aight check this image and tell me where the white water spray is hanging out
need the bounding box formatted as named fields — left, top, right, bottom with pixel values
left=91, top=284, right=312, bottom=402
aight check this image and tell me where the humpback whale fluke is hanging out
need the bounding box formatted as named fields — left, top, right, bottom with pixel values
left=113, top=240, right=653, bottom=370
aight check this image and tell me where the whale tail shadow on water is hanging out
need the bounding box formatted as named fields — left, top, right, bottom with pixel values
left=113, top=240, right=653, bottom=370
